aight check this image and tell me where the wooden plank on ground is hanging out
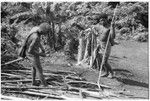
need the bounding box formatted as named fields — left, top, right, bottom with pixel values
left=67, top=81, right=111, bottom=89
left=27, top=89, right=61, bottom=96
left=67, top=86, right=125, bottom=99
left=1, top=85, right=63, bottom=90
left=2, top=70, right=75, bottom=77
left=1, top=95, right=30, bottom=100
left=1, top=73, right=25, bottom=78
left=1, top=57, right=23, bottom=66
left=2, top=70, right=30, bottom=72
left=66, top=88, right=104, bottom=99
left=1, top=79, right=32, bottom=83
left=5, top=90, right=65, bottom=100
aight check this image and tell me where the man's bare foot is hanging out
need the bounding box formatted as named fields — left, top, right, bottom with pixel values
left=100, top=72, right=108, bottom=77
left=107, top=72, right=114, bottom=79
left=32, top=82, right=40, bottom=86
left=76, top=62, right=82, bottom=66
left=41, top=81, right=48, bottom=87
left=114, top=41, right=119, bottom=45
left=41, top=83, right=49, bottom=87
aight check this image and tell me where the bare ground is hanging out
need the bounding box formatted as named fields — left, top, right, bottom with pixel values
left=42, top=40, right=149, bottom=99
left=1, top=40, right=149, bottom=100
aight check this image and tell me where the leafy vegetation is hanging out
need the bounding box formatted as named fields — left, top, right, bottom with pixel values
left=1, top=2, right=148, bottom=63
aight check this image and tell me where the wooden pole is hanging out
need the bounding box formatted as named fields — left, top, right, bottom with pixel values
left=67, top=81, right=111, bottom=89
left=1, top=79, right=32, bottom=83
left=1, top=85, right=62, bottom=90
left=97, top=5, right=118, bottom=91
left=1, top=95, right=29, bottom=100
left=77, top=34, right=84, bottom=65
left=83, top=37, right=88, bottom=61
left=90, top=29, right=94, bottom=67
left=1, top=57, right=23, bottom=66
left=83, top=30, right=91, bottom=63
left=1, top=73, right=25, bottom=78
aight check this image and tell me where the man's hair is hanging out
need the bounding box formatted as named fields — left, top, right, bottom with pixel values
left=72, top=23, right=85, bottom=30
left=93, top=13, right=109, bottom=24
left=39, top=23, right=51, bottom=34
left=98, top=13, right=108, bottom=20
left=98, top=13, right=113, bottom=25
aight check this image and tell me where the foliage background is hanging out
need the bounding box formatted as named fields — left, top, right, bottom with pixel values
left=1, top=2, right=148, bottom=64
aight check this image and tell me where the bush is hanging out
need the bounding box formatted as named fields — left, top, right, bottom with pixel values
left=133, top=32, right=148, bottom=42
left=119, top=27, right=130, bottom=35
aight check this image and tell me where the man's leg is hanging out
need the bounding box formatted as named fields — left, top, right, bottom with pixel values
left=32, top=67, right=37, bottom=85
left=105, top=62, right=114, bottom=78
left=37, top=65, right=47, bottom=86
left=28, top=56, right=38, bottom=86
left=34, top=57, right=47, bottom=86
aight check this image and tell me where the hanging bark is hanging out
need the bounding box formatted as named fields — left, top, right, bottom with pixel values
left=77, top=31, right=86, bottom=65
left=90, top=29, right=97, bottom=67
left=83, top=30, right=92, bottom=62
left=93, top=30, right=97, bottom=50
left=91, top=45, right=102, bottom=70
left=77, top=28, right=97, bottom=66
left=90, top=32, right=94, bottom=67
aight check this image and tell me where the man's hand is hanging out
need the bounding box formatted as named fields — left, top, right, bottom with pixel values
left=112, top=41, right=119, bottom=46
left=114, top=41, right=119, bottom=45
left=39, top=52, right=46, bottom=57
left=41, top=50, right=45, bottom=54
left=112, top=22, right=115, bottom=27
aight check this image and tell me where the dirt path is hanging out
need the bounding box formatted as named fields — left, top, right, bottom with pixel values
left=109, top=40, right=149, bottom=99
left=42, top=40, right=148, bottom=99
left=111, top=40, right=148, bottom=83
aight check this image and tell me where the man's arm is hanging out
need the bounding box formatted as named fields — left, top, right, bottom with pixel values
left=28, top=35, right=45, bottom=57
left=110, top=23, right=119, bottom=46
left=111, top=23, right=116, bottom=39
left=28, top=35, right=38, bottom=56
left=100, top=29, right=110, bottom=42
left=39, top=43, right=45, bottom=54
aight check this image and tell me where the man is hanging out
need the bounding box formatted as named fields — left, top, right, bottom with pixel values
left=93, top=13, right=117, bottom=78
left=25, top=23, right=51, bottom=86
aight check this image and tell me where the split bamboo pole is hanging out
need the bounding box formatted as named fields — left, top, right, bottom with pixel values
left=97, top=5, right=118, bottom=91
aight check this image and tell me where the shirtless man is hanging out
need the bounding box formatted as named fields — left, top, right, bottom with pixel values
left=26, top=23, right=51, bottom=86
left=93, top=14, right=117, bottom=78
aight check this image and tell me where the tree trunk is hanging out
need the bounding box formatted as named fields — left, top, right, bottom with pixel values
left=46, top=2, right=56, bottom=51
left=57, top=23, right=63, bottom=48
left=132, top=18, right=135, bottom=35
left=64, top=37, right=75, bottom=60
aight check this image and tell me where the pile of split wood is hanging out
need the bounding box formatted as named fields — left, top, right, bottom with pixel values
left=1, top=69, right=130, bottom=100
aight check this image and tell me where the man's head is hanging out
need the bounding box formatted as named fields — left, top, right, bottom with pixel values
left=38, top=23, right=51, bottom=35
left=98, top=13, right=110, bottom=27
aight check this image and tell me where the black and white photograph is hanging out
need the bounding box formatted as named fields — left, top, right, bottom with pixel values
left=1, top=1, right=149, bottom=100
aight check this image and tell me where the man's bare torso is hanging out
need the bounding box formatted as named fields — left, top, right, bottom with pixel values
left=26, top=33, right=41, bottom=57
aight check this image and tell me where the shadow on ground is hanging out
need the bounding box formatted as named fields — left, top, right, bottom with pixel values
left=113, top=69, right=132, bottom=73
left=113, top=69, right=148, bottom=89
left=116, top=77, right=149, bottom=88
